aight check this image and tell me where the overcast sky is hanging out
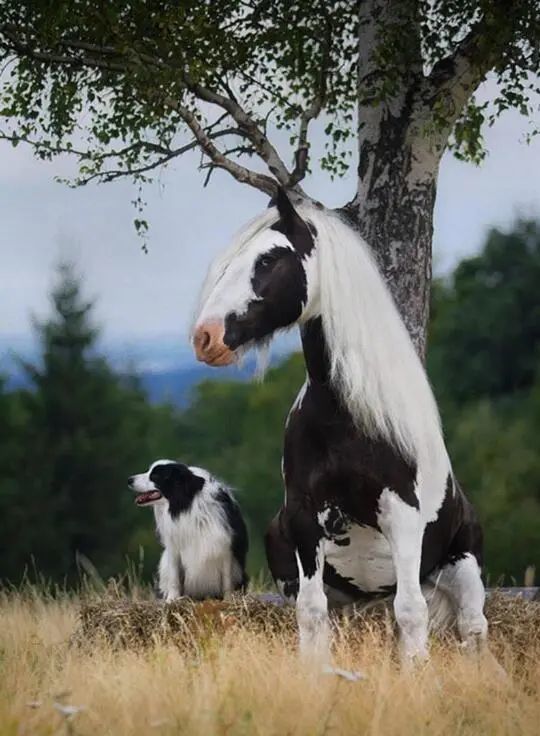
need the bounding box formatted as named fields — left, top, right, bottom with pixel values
left=1, top=79, right=539, bottom=367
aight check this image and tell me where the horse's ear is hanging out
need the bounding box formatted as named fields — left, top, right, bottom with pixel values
left=272, top=186, right=314, bottom=256
left=275, top=186, right=299, bottom=224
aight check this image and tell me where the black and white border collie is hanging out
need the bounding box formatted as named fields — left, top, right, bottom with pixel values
left=128, top=460, right=248, bottom=600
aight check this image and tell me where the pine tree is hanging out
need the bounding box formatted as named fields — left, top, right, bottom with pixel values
left=4, top=264, right=155, bottom=584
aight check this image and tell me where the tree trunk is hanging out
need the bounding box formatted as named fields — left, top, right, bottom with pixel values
left=347, top=123, right=444, bottom=360
left=346, top=0, right=447, bottom=361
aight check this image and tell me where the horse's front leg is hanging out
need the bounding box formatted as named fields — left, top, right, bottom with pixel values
left=287, top=512, right=330, bottom=666
left=291, top=517, right=364, bottom=681
left=295, top=539, right=330, bottom=665
left=378, top=489, right=429, bottom=666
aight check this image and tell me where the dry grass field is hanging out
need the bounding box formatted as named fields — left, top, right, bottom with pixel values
left=1, top=586, right=539, bottom=736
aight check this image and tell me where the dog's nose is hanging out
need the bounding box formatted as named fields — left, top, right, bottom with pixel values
left=192, top=321, right=235, bottom=365
left=127, top=476, right=135, bottom=488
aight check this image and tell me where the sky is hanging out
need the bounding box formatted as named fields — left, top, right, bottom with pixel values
left=1, top=78, right=539, bottom=370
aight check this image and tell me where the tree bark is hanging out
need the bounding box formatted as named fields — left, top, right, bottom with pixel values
left=344, top=0, right=447, bottom=361
left=346, top=115, right=444, bottom=361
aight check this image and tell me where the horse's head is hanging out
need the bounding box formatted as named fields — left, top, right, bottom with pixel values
left=192, top=188, right=317, bottom=366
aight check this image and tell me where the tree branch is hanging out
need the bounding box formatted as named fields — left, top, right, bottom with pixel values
left=425, top=18, right=501, bottom=121
left=163, top=95, right=278, bottom=195
left=34, top=33, right=293, bottom=187
left=0, top=124, right=248, bottom=187
left=1, top=27, right=127, bottom=73
left=78, top=128, right=245, bottom=185
left=1, top=25, right=293, bottom=195
left=61, top=38, right=295, bottom=186
left=183, top=74, right=293, bottom=187
left=289, top=14, right=332, bottom=187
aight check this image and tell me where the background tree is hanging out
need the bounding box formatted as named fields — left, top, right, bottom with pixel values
left=429, top=219, right=540, bottom=405
left=1, top=1, right=539, bottom=355
left=426, top=219, right=540, bottom=581
left=0, top=264, right=173, bottom=584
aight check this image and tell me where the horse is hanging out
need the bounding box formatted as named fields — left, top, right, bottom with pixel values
left=191, top=188, right=488, bottom=671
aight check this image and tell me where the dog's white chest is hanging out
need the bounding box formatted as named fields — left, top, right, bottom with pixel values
left=155, top=504, right=232, bottom=597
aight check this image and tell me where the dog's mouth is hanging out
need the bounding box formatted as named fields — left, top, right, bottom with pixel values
left=135, top=490, right=162, bottom=506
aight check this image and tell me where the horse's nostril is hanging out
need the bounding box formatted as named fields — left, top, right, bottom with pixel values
left=200, top=330, right=211, bottom=351
left=193, top=321, right=231, bottom=364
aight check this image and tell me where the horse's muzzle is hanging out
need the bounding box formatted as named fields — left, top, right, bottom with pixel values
left=192, top=321, right=236, bottom=366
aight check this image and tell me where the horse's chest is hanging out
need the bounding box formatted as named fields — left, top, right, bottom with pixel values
left=319, top=509, right=396, bottom=593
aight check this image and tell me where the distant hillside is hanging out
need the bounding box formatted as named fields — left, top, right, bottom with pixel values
left=2, top=347, right=283, bottom=408
left=1, top=333, right=299, bottom=406
left=139, top=360, right=257, bottom=407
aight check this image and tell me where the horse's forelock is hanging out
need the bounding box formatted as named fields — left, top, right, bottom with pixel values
left=192, top=209, right=281, bottom=332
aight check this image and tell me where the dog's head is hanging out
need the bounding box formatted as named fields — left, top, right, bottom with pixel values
left=128, top=460, right=205, bottom=516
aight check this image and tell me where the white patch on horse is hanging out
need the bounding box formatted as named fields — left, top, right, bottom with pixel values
left=194, top=216, right=294, bottom=328
left=428, top=553, right=488, bottom=649
left=316, top=507, right=331, bottom=526
left=295, top=545, right=330, bottom=665
left=377, top=488, right=428, bottom=664
left=324, top=523, right=396, bottom=593
left=414, top=461, right=451, bottom=525
left=285, top=376, right=309, bottom=428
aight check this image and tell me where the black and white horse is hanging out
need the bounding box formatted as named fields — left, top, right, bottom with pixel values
left=192, top=189, right=487, bottom=669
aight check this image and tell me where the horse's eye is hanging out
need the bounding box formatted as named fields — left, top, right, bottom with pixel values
left=261, top=255, right=276, bottom=268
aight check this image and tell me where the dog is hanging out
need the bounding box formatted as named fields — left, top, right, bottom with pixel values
left=128, top=460, right=248, bottom=600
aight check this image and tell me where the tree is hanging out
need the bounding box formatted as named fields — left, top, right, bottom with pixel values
left=427, top=219, right=540, bottom=582
left=0, top=264, right=164, bottom=584
left=429, top=219, right=540, bottom=406
left=1, top=1, right=539, bottom=355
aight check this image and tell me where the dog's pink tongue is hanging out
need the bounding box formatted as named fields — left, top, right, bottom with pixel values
left=135, top=490, right=162, bottom=505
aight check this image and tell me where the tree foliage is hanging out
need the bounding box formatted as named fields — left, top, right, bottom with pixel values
left=429, top=220, right=540, bottom=405
left=428, top=220, right=540, bottom=581
left=0, top=1, right=538, bottom=199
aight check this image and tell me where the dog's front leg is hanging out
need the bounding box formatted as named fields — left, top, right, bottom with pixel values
left=158, top=549, right=182, bottom=601
left=221, top=555, right=234, bottom=600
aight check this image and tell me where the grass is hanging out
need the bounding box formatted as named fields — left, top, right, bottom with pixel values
left=0, top=586, right=539, bottom=736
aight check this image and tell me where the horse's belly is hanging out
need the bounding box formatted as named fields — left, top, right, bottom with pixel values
left=324, top=524, right=396, bottom=593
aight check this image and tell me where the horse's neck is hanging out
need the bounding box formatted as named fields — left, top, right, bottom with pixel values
left=300, top=317, right=331, bottom=384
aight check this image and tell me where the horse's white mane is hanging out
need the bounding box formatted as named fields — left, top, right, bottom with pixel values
left=301, top=204, right=445, bottom=463
left=196, top=204, right=445, bottom=463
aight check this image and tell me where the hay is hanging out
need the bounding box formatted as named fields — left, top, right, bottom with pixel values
left=76, top=595, right=297, bottom=651
left=75, top=590, right=540, bottom=656
left=484, top=591, right=540, bottom=655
